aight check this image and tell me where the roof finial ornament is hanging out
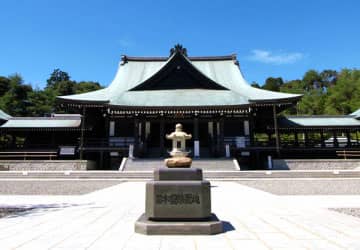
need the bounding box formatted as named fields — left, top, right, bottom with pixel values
left=170, top=44, right=188, bottom=57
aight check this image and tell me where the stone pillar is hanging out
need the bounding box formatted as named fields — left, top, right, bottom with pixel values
left=194, top=117, right=200, bottom=158
left=160, top=119, right=165, bottom=156
left=134, top=119, right=139, bottom=157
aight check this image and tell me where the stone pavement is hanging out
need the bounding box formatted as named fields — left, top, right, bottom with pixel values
left=0, top=181, right=360, bottom=249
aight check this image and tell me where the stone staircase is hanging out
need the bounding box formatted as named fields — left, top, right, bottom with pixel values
left=123, top=158, right=237, bottom=172
left=0, top=169, right=360, bottom=180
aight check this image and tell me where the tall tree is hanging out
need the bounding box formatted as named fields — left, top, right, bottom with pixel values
left=46, top=69, right=70, bottom=89
left=262, top=77, right=284, bottom=92
left=0, top=76, right=10, bottom=96
left=302, top=70, right=322, bottom=90
left=324, top=69, right=360, bottom=114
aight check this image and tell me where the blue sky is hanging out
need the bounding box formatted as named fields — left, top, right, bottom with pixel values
left=0, top=0, right=359, bottom=88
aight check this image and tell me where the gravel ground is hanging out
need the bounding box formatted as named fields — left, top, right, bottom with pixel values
left=329, top=208, right=360, bottom=219
left=239, top=179, right=360, bottom=195
left=0, top=180, right=123, bottom=195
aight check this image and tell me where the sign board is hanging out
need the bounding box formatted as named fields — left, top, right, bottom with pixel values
left=235, top=137, right=246, bottom=148
left=129, top=144, right=134, bottom=158
left=244, top=120, right=250, bottom=136
left=109, top=121, right=115, bottom=136
left=194, top=140, right=200, bottom=157
left=59, top=146, right=75, bottom=155
left=110, top=152, right=119, bottom=157
left=225, top=144, right=230, bottom=158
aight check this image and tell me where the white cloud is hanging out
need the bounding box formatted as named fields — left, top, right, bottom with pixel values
left=248, top=49, right=304, bottom=64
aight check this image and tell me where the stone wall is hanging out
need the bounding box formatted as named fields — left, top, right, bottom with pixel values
left=0, top=160, right=96, bottom=171
left=273, top=159, right=360, bottom=170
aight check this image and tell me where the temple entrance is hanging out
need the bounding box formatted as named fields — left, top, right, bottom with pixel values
left=145, top=120, right=212, bottom=158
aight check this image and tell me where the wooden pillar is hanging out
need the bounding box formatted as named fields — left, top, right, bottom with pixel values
left=219, top=117, right=224, bottom=156
left=133, top=118, right=139, bottom=157
left=346, top=131, right=351, bottom=147
left=211, top=121, right=217, bottom=155
left=248, top=113, right=255, bottom=146
left=267, top=132, right=272, bottom=146
left=333, top=131, right=338, bottom=147
left=159, top=119, right=165, bottom=157
left=320, top=131, right=325, bottom=147
left=273, top=105, right=280, bottom=156
left=99, top=151, right=104, bottom=170
left=294, top=131, right=299, bottom=147
left=79, top=106, right=86, bottom=160
left=193, top=117, right=199, bottom=140
left=304, top=131, right=309, bottom=147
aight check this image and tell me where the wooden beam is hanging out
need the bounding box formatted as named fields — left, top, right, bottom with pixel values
left=272, top=105, right=280, bottom=156
left=79, top=106, right=86, bottom=160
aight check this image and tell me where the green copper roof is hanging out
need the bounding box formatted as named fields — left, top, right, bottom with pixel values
left=351, top=109, right=360, bottom=119
left=280, top=116, right=360, bottom=127
left=1, top=115, right=81, bottom=128
left=0, top=109, right=11, bottom=121
left=58, top=50, right=301, bottom=107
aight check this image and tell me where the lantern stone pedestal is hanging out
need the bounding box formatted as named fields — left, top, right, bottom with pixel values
left=135, top=124, right=222, bottom=235
left=134, top=167, right=223, bottom=235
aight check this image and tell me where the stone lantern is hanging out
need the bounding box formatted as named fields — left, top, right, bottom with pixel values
left=165, top=124, right=192, bottom=167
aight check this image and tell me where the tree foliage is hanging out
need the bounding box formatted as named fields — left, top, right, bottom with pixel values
left=0, top=68, right=359, bottom=117
left=0, top=69, right=103, bottom=116
left=262, top=69, right=360, bottom=115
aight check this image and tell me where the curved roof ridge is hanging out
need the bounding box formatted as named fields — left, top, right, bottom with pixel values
left=0, top=109, right=11, bottom=121
left=122, top=55, right=235, bottom=62
left=129, top=52, right=228, bottom=91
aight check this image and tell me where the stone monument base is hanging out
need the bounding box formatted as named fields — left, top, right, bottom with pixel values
left=135, top=213, right=223, bottom=235
left=164, top=157, right=192, bottom=168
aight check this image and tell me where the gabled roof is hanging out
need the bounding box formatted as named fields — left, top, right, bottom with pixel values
left=351, top=109, right=360, bottom=119
left=0, top=109, right=11, bottom=121
left=1, top=115, right=81, bottom=130
left=130, top=52, right=228, bottom=91
left=279, top=116, right=360, bottom=128
left=58, top=46, right=302, bottom=107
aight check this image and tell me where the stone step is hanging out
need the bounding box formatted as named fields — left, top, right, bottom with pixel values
left=123, top=158, right=237, bottom=171
left=0, top=170, right=360, bottom=179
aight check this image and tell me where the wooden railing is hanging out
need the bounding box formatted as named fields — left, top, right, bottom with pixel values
left=336, top=150, right=360, bottom=159
left=0, top=151, right=58, bottom=160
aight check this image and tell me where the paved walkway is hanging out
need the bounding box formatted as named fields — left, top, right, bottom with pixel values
left=0, top=181, right=360, bottom=249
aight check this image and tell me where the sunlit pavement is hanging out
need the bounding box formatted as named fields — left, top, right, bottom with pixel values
left=0, top=181, right=360, bottom=250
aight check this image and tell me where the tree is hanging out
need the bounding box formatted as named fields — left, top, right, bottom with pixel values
left=46, top=69, right=70, bottom=89
left=27, top=88, right=56, bottom=116
left=303, top=70, right=322, bottom=90
left=75, top=81, right=102, bottom=94
left=324, top=69, right=360, bottom=114
left=262, top=77, right=284, bottom=92
left=0, top=76, right=10, bottom=96
left=0, top=74, right=33, bottom=116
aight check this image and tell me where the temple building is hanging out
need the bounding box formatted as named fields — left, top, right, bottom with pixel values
left=1, top=45, right=360, bottom=169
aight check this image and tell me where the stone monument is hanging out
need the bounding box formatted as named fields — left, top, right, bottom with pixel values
left=135, top=124, right=223, bottom=235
